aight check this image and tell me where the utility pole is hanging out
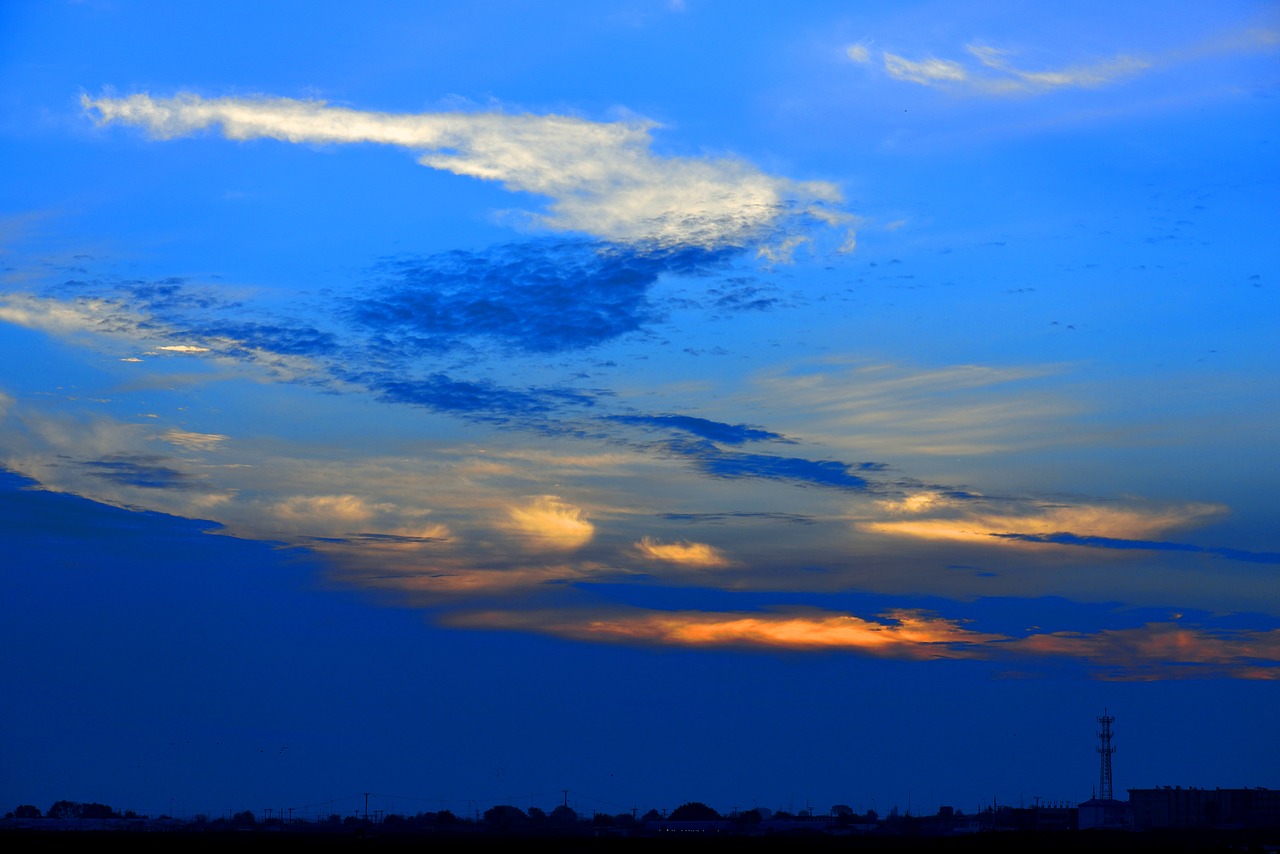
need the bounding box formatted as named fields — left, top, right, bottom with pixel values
left=364, top=792, right=370, bottom=822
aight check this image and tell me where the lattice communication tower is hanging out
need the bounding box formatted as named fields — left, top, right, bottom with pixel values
left=1096, top=709, right=1116, bottom=800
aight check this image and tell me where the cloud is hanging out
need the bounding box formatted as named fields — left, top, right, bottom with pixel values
left=667, top=438, right=878, bottom=491
left=1012, top=623, right=1280, bottom=681
left=607, top=413, right=788, bottom=444
left=153, top=344, right=211, bottom=353
left=444, top=604, right=1280, bottom=679
left=990, top=531, right=1280, bottom=565
left=81, top=453, right=195, bottom=490
left=865, top=26, right=1280, bottom=97
left=865, top=500, right=1225, bottom=545
left=883, top=53, right=969, bottom=85
left=159, top=428, right=227, bottom=451
left=505, top=495, right=593, bottom=550
left=271, top=494, right=387, bottom=533
left=746, top=360, right=1071, bottom=456
left=635, top=537, right=732, bottom=568
left=447, top=606, right=999, bottom=658
left=352, top=240, right=730, bottom=355
left=364, top=371, right=600, bottom=425
left=966, top=44, right=1150, bottom=92
left=84, top=92, right=846, bottom=249
left=875, top=43, right=1149, bottom=95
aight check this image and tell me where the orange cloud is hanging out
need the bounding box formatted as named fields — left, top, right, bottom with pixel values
left=635, top=537, right=733, bottom=568
left=448, top=607, right=1001, bottom=659
left=505, top=495, right=593, bottom=550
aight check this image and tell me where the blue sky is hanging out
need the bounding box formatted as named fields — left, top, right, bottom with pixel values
left=2, top=0, right=1278, bottom=819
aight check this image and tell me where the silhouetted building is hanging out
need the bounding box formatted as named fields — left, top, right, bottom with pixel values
left=1078, top=797, right=1130, bottom=830
left=1128, top=787, right=1280, bottom=830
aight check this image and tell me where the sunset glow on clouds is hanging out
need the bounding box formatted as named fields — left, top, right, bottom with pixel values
left=2, top=0, right=1277, bottom=815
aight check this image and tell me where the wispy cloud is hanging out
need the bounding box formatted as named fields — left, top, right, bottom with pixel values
left=860, top=25, right=1278, bottom=97
left=84, top=92, right=848, bottom=249
left=877, top=44, right=1151, bottom=94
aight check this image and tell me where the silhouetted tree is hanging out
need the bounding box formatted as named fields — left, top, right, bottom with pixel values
left=831, top=804, right=853, bottom=817
left=735, top=808, right=763, bottom=827
left=669, top=802, right=720, bottom=821
left=484, top=804, right=528, bottom=830
left=231, top=810, right=257, bottom=827
left=80, top=802, right=116, bottom=819
left=527, top=806, right=547, bottom=827
left=48, top=801, right=82, bottom=819
left=433, top=809, right=458, bottom=826
left=640, top=808, right=662, bottom=823
left=549, top=804, right=578, bottom=827
left=12, top=805, right=41, bottom=819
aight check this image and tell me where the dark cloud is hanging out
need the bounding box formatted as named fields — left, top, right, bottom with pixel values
left=665, top=439, right=879, bottom=491
left=362, top=371, right=603, bottom=424
left=79, top=454, right=194, bottom=490
left=991, top=532, right=1280, bottom=565
left=606, top=414, right=790, bottom=444
left=705, top=278, right=785, bottom=313
left=349, top=240, right=734, bottom=354
left=186, top=320, right=338, bottom=356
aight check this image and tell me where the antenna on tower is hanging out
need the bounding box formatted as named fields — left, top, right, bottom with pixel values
left=1096, top=709, right=1116, bottom=800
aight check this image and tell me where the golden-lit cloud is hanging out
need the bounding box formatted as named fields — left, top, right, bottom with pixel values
left=271, top=494, right=388, bottom=533
left=635, top=537, right=733, bottom=568
left=864, top=501, right=1226, bottom=548
left=505, top=495, right=593, bottom=550
left=449, top=607, right=1000, bottom=659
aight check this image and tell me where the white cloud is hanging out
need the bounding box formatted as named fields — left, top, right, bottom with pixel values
left=883, top=53, right=968, bottom=85
left=966, top=44, right=1150, bottom=92
left=868, top=26, right=1279, bottom=97
left=84, top=92, right=845, bottom=249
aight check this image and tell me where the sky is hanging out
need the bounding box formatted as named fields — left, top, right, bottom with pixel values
left=1, top=0, right=1278, bottom=821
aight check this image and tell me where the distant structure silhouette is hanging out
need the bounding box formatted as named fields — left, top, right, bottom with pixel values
left=1080, top=708, right=1130, bottom=830
left=1097, top=709, right=1116, bottom=801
